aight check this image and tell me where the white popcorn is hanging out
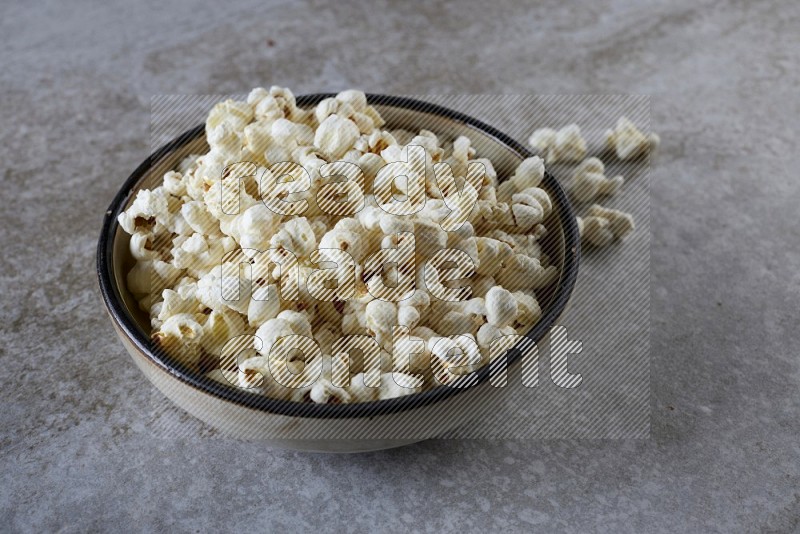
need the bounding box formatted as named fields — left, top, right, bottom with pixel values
left=460, top=297, right=487, bottom=326
left=356, top=153, right=385, bottom=184
left=254, top=96, right=284, bottom=122
left=397, top=305, right=421, bottom=329
left=474, top=237, right=514, bottom=276
left=276, top=309, right=313, bottom=338
left=485, top=286, right=518, bottom=328
left=269, top=217, right=317, bottom=259
left=246, top=87, right=270, bottom=107
left=247, top=283, right=280, bottom=326
left=510, top=156, right=545, bottom=192
left=365, top=300, right=397, bottom=351
left=195, top=262, right=251, bottom=314
left=336, top=90, right=368, bottom=113
left=269, top=86, right=301, bottom=120
left=118, top=189, right=169, bottom=234
left=172, top=233, right=232, bottom=278
left=345, top=372, right=377, bottom=402
left=496, top=254, right=558, bottom=291
left=129, top=232, right=157, bottom=261
left=181, top=200, right=219, bottom=236
left=207, top=122, right=242, bottom=157
left=318, top=226, right=363, bottom=262
left=362, top=105, right=386, bottom=129
left=314, top=98, right=339, bottom=124
left=571, top=157, right=624, bottom=203
left=159, top=313, right=204, bottom=341
left=315, top=114, right=360, bottom=159
left=512, top=291, right=542, bottom=328
left=528, top=124, right=587, bottom=163
left=377, top=372, right=424, bottom=400
left=200, top=308, right=245, bottom=354
left=237, top=203, right=280, bottom=251
left=439, top=311, right=474, bottom=336
left=163, top=171, right=186, bottom=196
left=206, top=99, right=254, bottom=135
left=271, top=118, right=314, bottom=148
left=119, top=88, right=564, bottom=404
left=477, top=323, right=501, bottom=349
left=255, top=318, right=295, bottom=358
left=471, top=275, right=497, bottom=298
left=310, top=378, right=352, bottom=404
left=577, top=204, right=635, bottom=247
left=156, top=288, right=197, bottom=326
left=430, top=334, right=483, bottom=380
left=605, top=117, right=659, bottom=160
left=527, top=128, right=555, bottom=153
left=510, top=191, right=546, bottom=230
left=126, top=259, right=181, bottom=297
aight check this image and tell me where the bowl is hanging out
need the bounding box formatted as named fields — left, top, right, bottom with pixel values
left=97, top=94, right=580, bottom=452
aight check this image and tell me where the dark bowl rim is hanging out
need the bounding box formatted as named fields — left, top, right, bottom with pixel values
left=97, top=93, right=580, bottom=420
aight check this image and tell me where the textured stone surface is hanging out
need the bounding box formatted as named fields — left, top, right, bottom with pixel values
left=1, top=0, right=799, bottom=531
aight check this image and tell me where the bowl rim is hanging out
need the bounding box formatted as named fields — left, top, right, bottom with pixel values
left=97, top=93, right=580, bottom=420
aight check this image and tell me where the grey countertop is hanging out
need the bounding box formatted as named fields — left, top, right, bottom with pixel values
left=1, top=0, right=799, bottom=531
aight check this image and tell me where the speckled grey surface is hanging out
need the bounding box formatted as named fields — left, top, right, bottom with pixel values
left=1, top=0, right=799, bottom=531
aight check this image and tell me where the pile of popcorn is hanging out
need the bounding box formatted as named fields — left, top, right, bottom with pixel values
left=119, top=88, right=656, bottom=404
left=119, top=87, right=562, bottom=404
left=528, top=118, right=657, bottom=246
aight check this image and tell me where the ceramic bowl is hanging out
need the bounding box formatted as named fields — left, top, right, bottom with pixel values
left=97, top=94, right=580, bottom=452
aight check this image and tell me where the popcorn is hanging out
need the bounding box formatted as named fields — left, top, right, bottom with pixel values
left=495, top=254, right=558, bottom=291
left=247, top=283, right=280, bottom=326
left=577, top=204, right=635, bottom=247
left=315, top=114, right=360, bottom=159
left=605, top=117, right=659, bottom=160
left=254, top=318, right=295, bottom=358
left=129, top=232, right=157, bottom=261
left=237, top=203, right=280, bottom=251
left=485, top=286, right=518, bottom=328
left=571, top=157, right=624, bottom=203
left=473, top=237, right=513, bottom=276
left=310, top=378, right=352, bottom=404
left=119, top=87, right=562, bottom=403
left=476, top=322, right=515, bottom=350
left=276, top=309, right=313, bottom=338
left=336, top=90, right=368, bottom=113
left=512, top=291, right=542, bottom=328
left=162, top=171, right=186, bottom=197
left=318, top=225, right=363, bottom=262
left=510, top=191, right=546, bottom=230
left=206, top=99, right=254, bottom=135
left=181, top=200, right=220, bottom=236
left=430, top=334, right=483, bottom=381
left=509, top=156, right=545, bottom=192
left=348, top=373, right=379, bottom=402
left=528, top=124, right=587, bottom=163
left=365, top=300, right=397, bottom=351
left=269, top=217, right=317, bottom=260
left=117, top=189, right=169, bottom=235
left=377, top=372, right=424, bottom=399
left=126, top=259, right=181, bottom=297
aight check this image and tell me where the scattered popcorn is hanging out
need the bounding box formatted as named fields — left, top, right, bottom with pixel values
left=525, top=117, right=652, bottom=253
left=577, top=204, right=635, bottom=247
left=119, top=87, right=562, bottom=404
left=528, top=124, right=587, bottom=163
left=605, top=117, right=659, bottom=160
left=571, top=157, right=624, bottom=203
